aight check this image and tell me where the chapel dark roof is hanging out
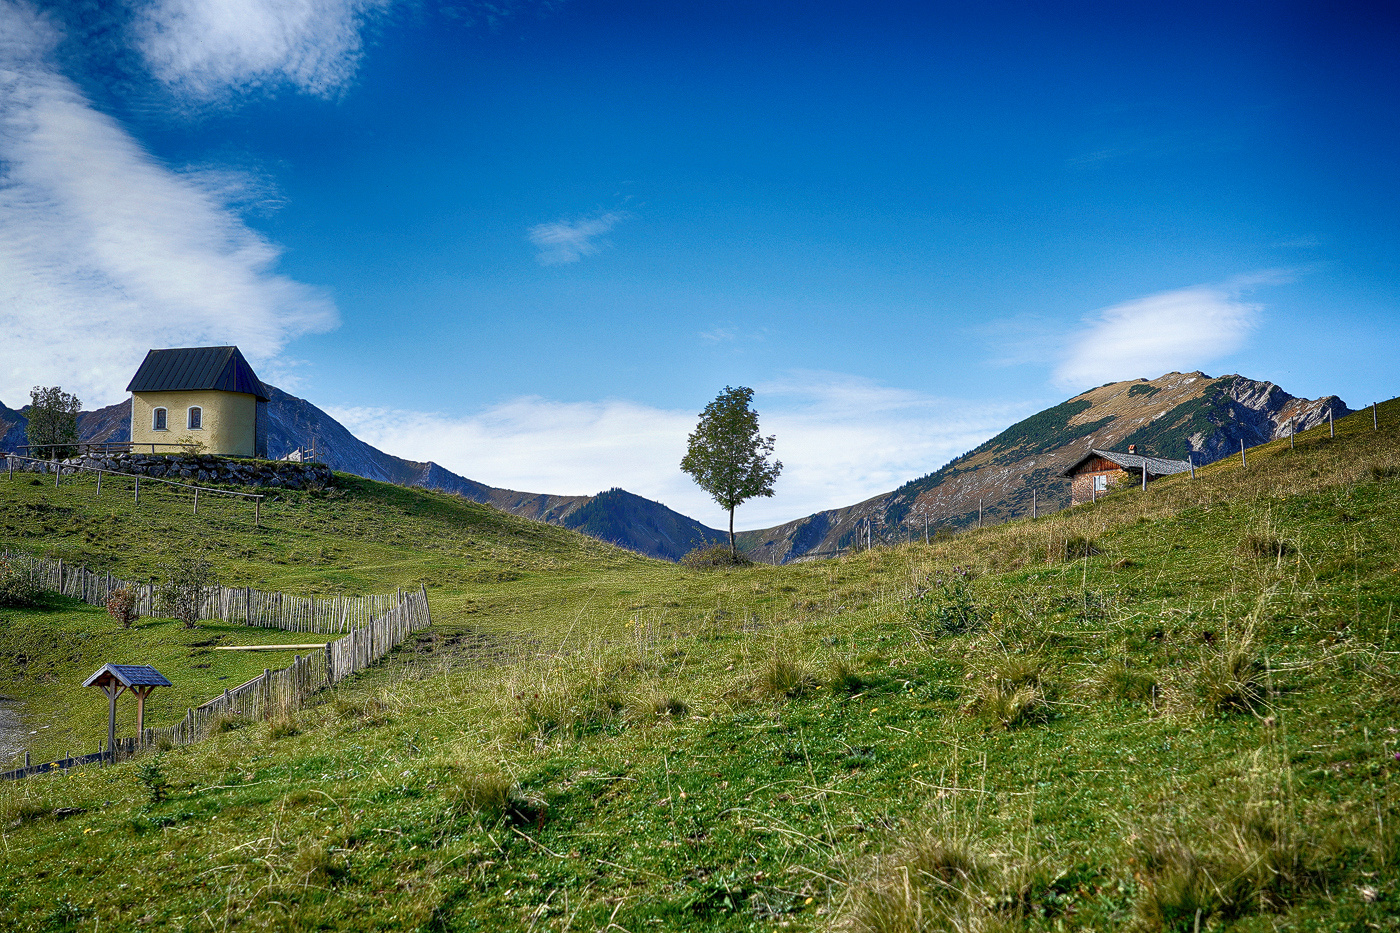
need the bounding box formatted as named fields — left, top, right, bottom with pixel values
left=83, top=663, right=173, bottom=689
left=1060, top=448, right=1194, bottom=478
left=126, top=346, right=268, bottom=401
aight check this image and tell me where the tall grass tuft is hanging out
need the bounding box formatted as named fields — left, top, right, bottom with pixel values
left=968, top=654, right=1058, bottom=729
left=756, top=654, right=818, bottom=699
left=843, top=829, right=993, bottom=933
left=1193, top=629, right=1268, bottom=715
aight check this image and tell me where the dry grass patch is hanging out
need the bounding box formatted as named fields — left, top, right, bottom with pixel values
left=967, top=654, right=1058, bottom=729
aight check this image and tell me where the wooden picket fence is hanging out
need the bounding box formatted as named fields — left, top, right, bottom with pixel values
left=0, top=587, right=431, bottom=779
left=1, top=549, right=401, bottom=634
left=138, top=586, right=431, bottom=749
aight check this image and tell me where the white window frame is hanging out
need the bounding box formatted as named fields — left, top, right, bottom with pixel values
left=187, top=406, right=203, bottom=430
left=152, top=407, right=168, bottom=431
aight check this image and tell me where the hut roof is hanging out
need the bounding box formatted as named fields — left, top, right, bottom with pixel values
left=1061, top=448, right=1193, bottom=479
left=126, top=346, right=269, bottom=401
left=83, top=664, right=173, bottom=689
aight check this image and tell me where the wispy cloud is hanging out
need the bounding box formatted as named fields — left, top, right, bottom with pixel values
left=0, top=0, right=337, bottom=406
left=1051, top=276, right=1284, bottom=391
left=329, top=372, right=1022, bottom=530
left=528, top=211, right=625, bottom=265
left=131, top=0, right=390, bottom=101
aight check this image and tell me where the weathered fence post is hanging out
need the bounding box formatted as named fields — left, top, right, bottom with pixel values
left=1189, top=454, right=1195, bottom=479
left=1240, top=439, right=1246, bottom=468
left=193, top=487, right=199, bottom=515
left=96, top=470, right=102, bottom=496
left=1329, top=409, right=1334, bottom=438
left=134, top=475, right=140, bottom=505
left=1375, top=402, right=1379, bottom=430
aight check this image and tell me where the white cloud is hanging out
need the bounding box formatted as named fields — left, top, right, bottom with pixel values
left=528, top=211, right=625, bottom=265
left=328, top=372, right=1021, bottom=530
left=1053, top=280, right=1268, bottom=390
left=0, top=0, right=337, bottom=407
left=131, top=0, right=390, bottom=101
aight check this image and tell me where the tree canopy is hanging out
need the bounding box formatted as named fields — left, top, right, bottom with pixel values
left=26, top=386, right=81, bottom=459
left=680, top=386, right=782, bottom=558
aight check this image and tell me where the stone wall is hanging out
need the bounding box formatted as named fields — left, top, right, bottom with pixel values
left=5, top=453, right=332, bottom=490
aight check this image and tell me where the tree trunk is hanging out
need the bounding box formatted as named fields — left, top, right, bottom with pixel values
left=729, top=507, right=736, bottom=559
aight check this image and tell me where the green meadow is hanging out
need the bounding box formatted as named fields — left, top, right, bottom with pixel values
left=0, top=402, right=1397, bottom=932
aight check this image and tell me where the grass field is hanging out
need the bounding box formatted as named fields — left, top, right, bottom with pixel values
left=0, top=401, right=1397, bottom=932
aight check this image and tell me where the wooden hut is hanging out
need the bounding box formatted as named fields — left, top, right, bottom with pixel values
left=1061, top=445, right=1193, bottom=506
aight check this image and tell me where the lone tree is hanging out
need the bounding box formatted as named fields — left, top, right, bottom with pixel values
left=26, top=386, right=81, bottom=459
left=157, top=554, right=218, bottom=629
left=680, top=386, right=782, bottom=560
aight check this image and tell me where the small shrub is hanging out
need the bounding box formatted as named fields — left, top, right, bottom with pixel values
left=156, top=554, right=218, bottom=628
left=105, top=587, right=138, bottom=628
left=907, top=566, right=983, bottom=636
left=756, top=655, right=817, bottom=699
left=137, top=758, right=170, bottom=804
left=1133, top=808, right=1340, bottom=929
left=0, top=556, right=41, bottom=608
left=681, top=544, right=753, bottom=569
left=443, top=769, right=544, bottom=825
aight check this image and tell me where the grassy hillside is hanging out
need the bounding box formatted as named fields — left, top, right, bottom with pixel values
left=1, top=401, right=1398, bottom=932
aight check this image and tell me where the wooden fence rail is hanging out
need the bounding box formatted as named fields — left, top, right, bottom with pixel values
left=1, top=587, right=431, bottom=780
left=1, top=549, right=403, bottom=634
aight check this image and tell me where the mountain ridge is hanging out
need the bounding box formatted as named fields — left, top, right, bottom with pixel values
left=735, top=371, right=1351, bottom=562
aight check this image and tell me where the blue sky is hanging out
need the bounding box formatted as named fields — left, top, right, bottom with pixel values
left=1, top=0, right=1396, bottom=528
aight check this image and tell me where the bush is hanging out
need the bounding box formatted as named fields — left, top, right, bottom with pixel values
left=105, top=587, right=138, bottom=628
left=0, top=556, right=40, bottom=608
left=681, top=544, right=753, bottom=569
left=137, top=758, right=170, bottom=804
left=156, top=555, right=218, bottom=628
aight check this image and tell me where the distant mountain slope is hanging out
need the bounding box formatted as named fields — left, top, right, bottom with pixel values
left=561, top=489, right=726, bottom=561
left=737, top=372, right=1351, bottom=563
left=0, top=387, right=721, bottom=562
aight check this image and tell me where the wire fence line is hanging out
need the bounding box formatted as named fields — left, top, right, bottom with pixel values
left=1, top=587, right=432, bottom=780
left=2, top=549, right=405, bottom=634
